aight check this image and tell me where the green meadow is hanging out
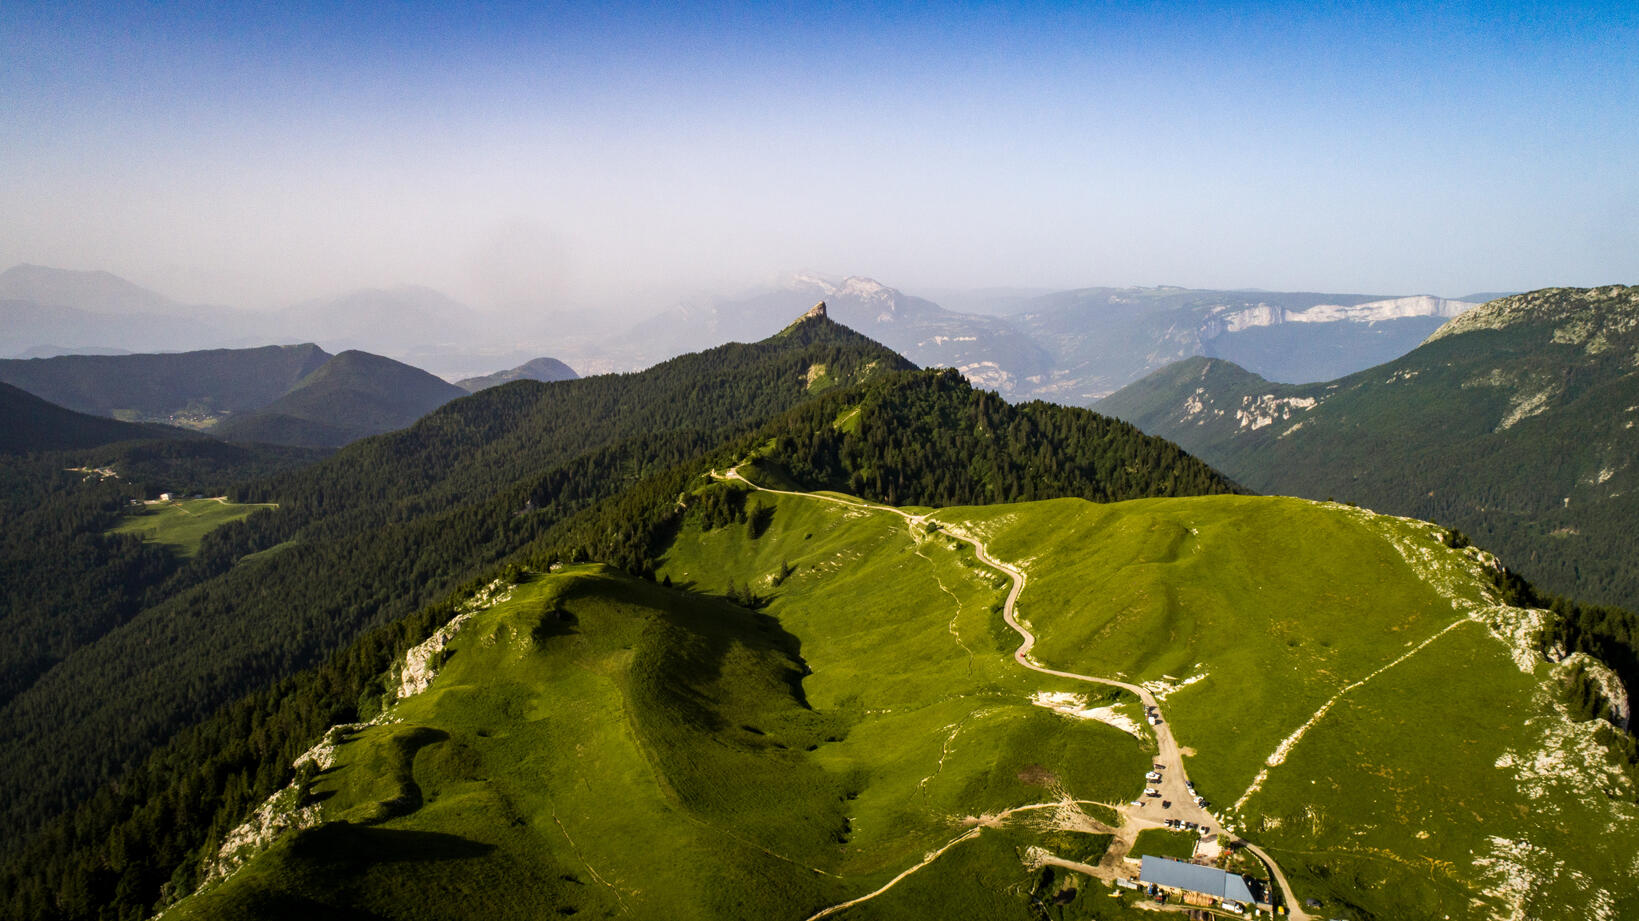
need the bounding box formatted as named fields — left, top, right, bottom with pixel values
left=108, top=497, right=277, bottom=557
left=172, top=483, right=1639, bottom=919
left=1130, top=828, right=1199, bottom=862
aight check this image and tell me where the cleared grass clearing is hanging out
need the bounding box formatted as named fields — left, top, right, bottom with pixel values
left=107, top=497, right=276, bottom=557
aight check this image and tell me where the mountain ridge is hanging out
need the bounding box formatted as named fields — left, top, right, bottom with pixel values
left=1096, top=284, right=1639, bottom=611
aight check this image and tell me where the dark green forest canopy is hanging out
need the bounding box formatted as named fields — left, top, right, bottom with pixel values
left=1, top=338, right=1240, bottom=921
left=0, top=313, right=910, bottom=866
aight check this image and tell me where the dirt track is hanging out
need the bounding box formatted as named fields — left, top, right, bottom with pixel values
left=717, top=470, right=1309, bottom=920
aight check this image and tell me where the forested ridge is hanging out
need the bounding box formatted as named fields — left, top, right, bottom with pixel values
left=1098, top=285, right=1639, bottom=612
left=1, top=329, right=1243, bottom=921
left=0, top=313, right=909, bottom=906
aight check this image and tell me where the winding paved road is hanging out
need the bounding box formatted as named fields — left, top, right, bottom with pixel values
left=717, top=470, right=1308, bottom=920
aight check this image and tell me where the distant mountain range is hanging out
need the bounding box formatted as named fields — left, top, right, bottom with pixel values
left=0, top=266, right=551, bottom=381
left=1097, top=284, right=1639, bottom=610
left=613, top=273, right=1491, bottom=402
left=212, top=350, right=467, bottom=447
left=454, top=356, right=578, bottom=392
left=0, top=344, right=465, bottom=448
left=3, top=264, right=1495, bottom=407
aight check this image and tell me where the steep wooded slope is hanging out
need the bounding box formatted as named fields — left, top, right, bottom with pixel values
left=212, top=350, right=466, bottom=447
left=0, top=310, right=912, bottom=864
left=1097, top=285, right=1639, bottom=611
left=0, top=344, right=331, bottom=419
left=0, top=383, right=182, bottom=453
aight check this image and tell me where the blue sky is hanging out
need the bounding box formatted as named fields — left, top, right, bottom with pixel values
left=2, top=1, right=1635, bottom=310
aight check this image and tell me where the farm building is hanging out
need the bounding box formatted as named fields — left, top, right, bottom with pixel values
left=1138, top=856, right=1257, bottom=907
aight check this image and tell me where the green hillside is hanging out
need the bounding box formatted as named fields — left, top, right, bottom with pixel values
left=1096, top=285, right=1639, bottom=615
left=1, top=315, right=1247, bottom=921
left=0, top=311, right=919, bottom=906
left=166, top=478, right=1639, bottom=920
left=108, top=497, right=279, bottom=558
left=0, top=382, right=184, bottom=453
left=212, top=350, right=467, bottom=447
left=0, top=343, right=331, bottom=421
left=454, top=356, right=577, bottom=392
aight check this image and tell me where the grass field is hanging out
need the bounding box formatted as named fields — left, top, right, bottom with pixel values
left=1130, top=828, right=1199, bottom=862
left=108, top=497, right=277, bottom=557
left=171, top=485, right=1639, bottom=920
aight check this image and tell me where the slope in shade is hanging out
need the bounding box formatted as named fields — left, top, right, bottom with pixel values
left=0, top=382, right=188, bottom=454
left=0, top=344, right=331, bottom=419
left=212, top=351, right=467, bottom=447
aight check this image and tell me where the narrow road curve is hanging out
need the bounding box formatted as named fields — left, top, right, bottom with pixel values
left=716, top=470, right=1309, bottom=920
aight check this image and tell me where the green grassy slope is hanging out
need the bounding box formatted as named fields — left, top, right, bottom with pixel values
left=108, top=498, right=278, bottom=557
left=944, top=495, right=1639, bottom=920
left=178, top=483, right=1639, bottom=920
left=1094, top=285, right=1639, bottom=613
left=173, top=496, right=1152, bottom=920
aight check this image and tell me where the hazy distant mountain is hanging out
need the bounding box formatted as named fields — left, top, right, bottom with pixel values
left=455, top=356, right=578, bottom=392
left=1008, top=287, right=1480, bottom=399
left=626, top=273, right=1054, bottom=397
left=619, top=277, right=1483, bottom=404
left=12, top=345, right=134, bottom=360
left=1097, top=284, right=1639, bottom=609
left=0, top=382, right=184, bottom=454
left=264, top=286, right=482, bottom=356
left=212, top=350, right=466, bottom=447
left=0, top=344, right=332, bottom=422
left=0, top=264, right=243, bottom=356
left=0, top=264, right=186, bottom=316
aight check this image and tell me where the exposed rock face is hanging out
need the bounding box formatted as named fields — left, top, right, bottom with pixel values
left=1201, top=295, right=1479, bottom=340
left=802, top=301, right=828, bottom=320
left=1425, top=285, right=1639, bottom=346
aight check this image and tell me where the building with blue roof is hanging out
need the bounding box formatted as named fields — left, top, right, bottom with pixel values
left=1138, top=855, right=1257, bottom=905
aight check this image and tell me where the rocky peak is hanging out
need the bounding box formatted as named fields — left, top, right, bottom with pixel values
left=1424, top=285, right=1639, bottom=350
left=802, top=301, right=827, bottom=320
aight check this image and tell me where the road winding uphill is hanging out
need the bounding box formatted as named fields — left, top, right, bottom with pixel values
left=715, top=469, right=1310, bottom=920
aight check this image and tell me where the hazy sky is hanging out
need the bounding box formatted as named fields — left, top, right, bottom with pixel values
left=3, top=1, right=1636, bottom=312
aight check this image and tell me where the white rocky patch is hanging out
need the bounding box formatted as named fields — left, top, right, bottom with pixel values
left=398, top=577, right=514, bottom=699
left=200, top=786, right=322, bottom=887
left=1142, top=671, right=1209, bottom=700
left=1182, top=388, right=1208, bottom=417
left=1555, top=652, right=1631, bottom=729
left=1207, top=296, right=1475, bottom=335
left=1482, top=684, right=1631, bottom=919
left=1030, top=690, right=1144, bottom=737
left=1235, top=394, right=1317, bottom=431
left=958, top=361, right=1010, bottom=389
left=1472, top=836, right=1558, bottom=921
left=1497, top=385, right=1557, bottom=431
